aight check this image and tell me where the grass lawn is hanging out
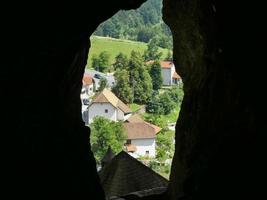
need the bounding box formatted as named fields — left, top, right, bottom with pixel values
left=86, top=36, right=169, bottom=68
left=129, top=103, right=143, bottom=112
left=142, top=105, right=180, bottom=128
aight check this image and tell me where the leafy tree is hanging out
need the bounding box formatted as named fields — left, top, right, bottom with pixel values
left=113, top=53, right=129, bottom=70
left=159, top=92, right=175, bottom=115
left=137, top=28, right=155, bottom=43
left=146, top=91, right=175, bottom=115
left=112, top=69, right=133, bottom=104
left=156, top=130, right=174, bottom=161
left=90, top=117, right=127, bottom=163
left=146, top=92, right=164, bottom=115
left=99, top=77, right=108, bottom=92
left=129, top=51, right=153, bottom=104
left=167, top=86, right=184, bottom=105
left=149, top=60, right=163, bottom=90
left=92, top=51, right=110, bottom=72
left=165, top=50, right=173, bottom=61
left=143, top=38, right=163, bottom=61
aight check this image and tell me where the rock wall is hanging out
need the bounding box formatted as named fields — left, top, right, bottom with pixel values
left=163, top=0, right=264, bottom=199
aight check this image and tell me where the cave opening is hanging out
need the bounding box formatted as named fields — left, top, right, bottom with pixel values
left=79, top=0, right=183, bottom=197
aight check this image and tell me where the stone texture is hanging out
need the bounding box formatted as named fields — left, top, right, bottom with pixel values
left=163, top=0, right=265, bottom=199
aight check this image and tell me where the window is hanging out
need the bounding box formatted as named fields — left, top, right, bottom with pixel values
left=145, top=150, right=149, bottom=155
left=126, top=139, right=131, bottom=144
left=105, top=109, right=108, bottom=113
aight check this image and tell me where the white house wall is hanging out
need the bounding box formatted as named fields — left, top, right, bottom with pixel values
left=88, top=103, right=117, bottom=124
left=131, top=138, right=156, bottom=158
left=117, top=109, right=125, bottom=121
left=162, top=68, right=172, bottom=85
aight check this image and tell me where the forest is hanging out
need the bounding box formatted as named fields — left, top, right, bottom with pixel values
left=93, top=0, right=173, bottom=49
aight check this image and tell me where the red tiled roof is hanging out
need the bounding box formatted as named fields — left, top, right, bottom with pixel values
left=83, top=75, right=93, bottom=85
left=160, top=61, right=174, bottom=69
left=145, top=60, right=174, bottom=69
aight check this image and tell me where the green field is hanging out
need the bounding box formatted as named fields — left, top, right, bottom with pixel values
left=86, top=36, right=169, bottom=68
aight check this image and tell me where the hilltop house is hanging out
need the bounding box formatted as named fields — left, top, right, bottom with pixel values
left=123, top=114, right=161, bottom=158
left=88, top=88, right=132, bottom=124
left=160, top=61, right=182, bottom=86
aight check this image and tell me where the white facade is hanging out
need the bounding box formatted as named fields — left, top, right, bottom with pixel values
left=88, top=103, right=117, bottom=124
left=161, top=63, right=177, bottom=86
left=130, top=138, right=156, bottom=158
left=88, top=103, right=130, bottom=124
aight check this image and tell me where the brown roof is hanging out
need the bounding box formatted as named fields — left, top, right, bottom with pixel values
left=90, top=89, right=131, bottom=113
left=126, top=114, right=144, bottom=123
left=172, top=71, right=181, bottom=79
left=124, top=114, right=162, bottom=139
left=83, top=74, right=93, bottom=85
left=99, top=151, right=168, bottom=197
left=145, top=60, right=174, bottom=69
left=160, top=61, right=173, bottom=69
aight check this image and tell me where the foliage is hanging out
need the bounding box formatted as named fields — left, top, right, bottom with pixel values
left=98, top=77, right=108, bottom=91
left=137, top=28, right=156, bottom=43
left=146, top=91, right=175, bottom=115
left=87, top=36, right=168, bottom=68
left=149, top=60, right=163, bottom=91
left=113, top=53, right=129, bottom=70
left=92, top=0, right=172, bottom=48
left=165, top=50, right=173, bottom=61
left=92, top=51, right=110, bottom=72
left=156, top=130, right=175, bottom=161
left=166, top=85, right=184, bottom=106
left=143, top=38, right=163, bottom=61
left=90, top=117, right=127, bottom=163
left=129, top=103, right=143, bottom=113
left=129, top=51, right=153, bottom=104
left=112, top=69, right=133, bottom=104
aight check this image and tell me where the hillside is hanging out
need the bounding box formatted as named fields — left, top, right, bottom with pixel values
left=93, top=0, right=172, bottom=49
left=86, top=36, right=169, bottom=68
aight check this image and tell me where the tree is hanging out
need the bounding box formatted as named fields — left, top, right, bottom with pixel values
left=156, top=130, right=174, bottom=162
left=99, top=77, right=108, bottom=92
left=92, top=51, right=110, bottom=72
left=112, top=69, right=133, bottom=104
left=113, top=53, right=129, bottom=70
left=146, top=91, right=164, bottom=115
left=137, top=28, right=155, bottom=43
left=146, top=91, right=175, bottom=115
left=149, top=60, right=163, bottom=90
left=143, top=38, right=163, bottom=61
left=129, top=51, right=153, bottom=104
left=90, top=117, right=127, bottom=163
left=165, top=50, right=173, bottom=61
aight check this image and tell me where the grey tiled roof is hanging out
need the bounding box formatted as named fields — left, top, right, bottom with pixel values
left=99, top=151, right=168, bottom=198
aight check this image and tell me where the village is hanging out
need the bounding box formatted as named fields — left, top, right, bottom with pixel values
left=80, top=59, right=183, bottom=176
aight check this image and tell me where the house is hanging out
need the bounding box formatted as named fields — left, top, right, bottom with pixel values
left=160, top=61, right=182, bottom=86
left=88, top=88, right=132, bottom=124
left=81, top=74, right=94, bottom=98
left=81, top=74, right=95, bottom=124
left=123, top=114, right=161, bottom=158
left=99, top=151, right=168, bottom=198
left=85, top=69, right=115, bottom=91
